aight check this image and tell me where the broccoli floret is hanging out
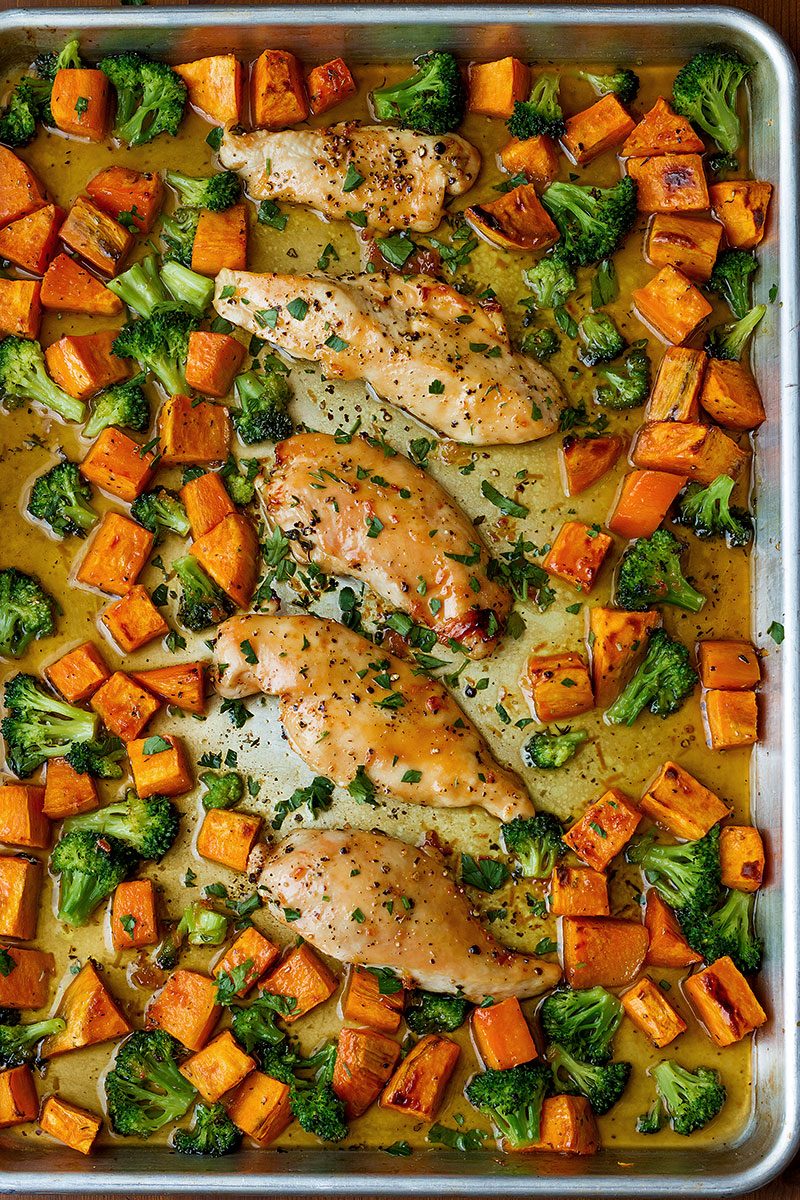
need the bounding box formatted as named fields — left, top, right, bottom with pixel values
left=405, top=990, right=471, bottom=1035
left=131, top=487, right=190, bottom=540
left=501, top=812, right=566, bottom=880
left=153, top=901, right=227, bottom=971
left=200, top=770, right=243, bottom=811
left=51, top=829, right=137, bottom=926
left=626, top=826, right=721, bottom=914
left=650, top=1060, right=726, bottom=1136
left=160, top=207, right=200, bottom=268
left=108, top=256, right=169, bottom=317
left=636, top=1097, right=666, bottom=1134
left=579, top=69, right=640, bottom=104
left=1, top=673, right=96, bottom=777
left=83, top=374, right=149, bottom=439
left=708, top=248, right=757, bottom=320
left=66, top=790, right=179, bottom=862
left=615, top=529, right=706, bottom=613
left=233, top=369, right=293, bottom=445
left=160, top=260, right=215, bottom=314
left=707, top=151, right=740, bottom=176
left=173, top=555, right=233, bottom=632
left=605, top=628, right=698, bottom=725
left=0, top=80, right=40, bottom=148
left=230, top=993, right=296, bottom=1054
left=520, top=328, right=560, bottom=362
left=100, top=52, right=187, bottom=147
left=539, top=986, right=623, bottom=1064
left=507, top=74, right=565, bottom=140
left=172, top=1101, right=242, bottom=1156
left=0, top=1017, right=65, bottom=1067
left=31, top=38, right=82, bottom=82
left=541, top=177, right=638, bottom=267
left=0, top=335, right=86, bottom=424
left=676, top=475, right=753, bottom=548
left=105, top=1030, right=196, bottom=1137
left=0, top=568, right=56, bottom=661
left=672, top=48, right=750, bottom=153
left=166, top=170, right=241, bottom=212
left=64, top=735, right=126, bottom=780
left=289, top=1042, right=348, bottom=1142
left=683, top=888, right=762, bottom=974
left=549, top=1043, right=631, bottom=1115
left=522, top=253, right=576, bottom=311
left=705, top=304, right=766, bottom=361
left=371, top=52, right=464, bottom=136
left=595, top=343, right=651, bottom=408
left=220, top=455, right=259, bottom=506
left=112, top=308, right=200, bottom=394
left=577, top=311, right=625, bottom=366
left=466, top=1062, right=552, bottom=1149
left=27, top=461, right=97, bottom=539
left=522, top=727, right=587, bottom=770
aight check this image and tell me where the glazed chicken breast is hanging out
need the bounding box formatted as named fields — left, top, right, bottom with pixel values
left=214, top=270, right=565, bottom=445
left=262, top=432, right=512, bottom=657
left=214, top=614, right=532, bottom=822
left=251, top=828, right=561, bottom=1001
left=219, top=122, right=480, bottom=233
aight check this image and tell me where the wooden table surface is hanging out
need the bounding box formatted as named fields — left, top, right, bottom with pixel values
left=5, top=0, right=797, bottom=1194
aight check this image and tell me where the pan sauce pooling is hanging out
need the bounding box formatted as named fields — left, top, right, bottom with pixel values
left=0, top=37, right=770, bottom=1163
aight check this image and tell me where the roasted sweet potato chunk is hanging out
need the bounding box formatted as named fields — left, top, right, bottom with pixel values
left=719, top=825, right=765, bottom=893
left=647, top=346, right=707, bottom=422
left=499, top=134, right=560, bottom=188
left=90, top=671, right=161, bottom=743
left=588, top=608, right=662, bottom=707
left=627, top=154, right=709, bottom=213
left=50, top=69, right=111, bottom=142
left=197, top=807, right=262, bottom=873
left=621, top=97, right=704, bottom=157
left=192, top=205, right=248, bottom=276
left=343, top=966, right=405, bottom=1035
left=697, top=640, right=760, bottom=690
left=380, top=1033, right=460, bottom=1121
left=189, top=512, right=259, bottom=607
left=333, top=1027, right=401, bottom=1119
left=0, top=856, right=42, bottom=941
left=180, top=1030, right=255, bottom=1103
left=633, top=265, right=712, bottom=344
left=185, top=331, right=246, bottom=397
left=560, top=434, right=623, bottom=496
left=703, top=689, right=758, bottom=751
left=472, top=997, right=537, bottom=1071
left=549, top=865, right=609, bottom=917
left=129, top=663, right=206, bottom=715
left=76, top=512, right=154, bottom=596
left=684, top=955, right=766, bottom=1046
left=43, top=961, right=130, bottom=1057
left=180, top=471, right=235, bottom=538
left=80, top=427, right=156, bottom=503
left=0, top=279, right=41, bottom=339
left=632, top=421, right=749, bottom=485
left=640, top=761, right=729, bottom=839
left=59, top=196, right=134, bottom=278
left=101, top=585, right=169, bottom=654
left=46, top=330, right=129, bottom=402
left=227, top=1071, right=291, bottom=1145
left=0, top=204, right=63, bottom=275
left=158, top=393, right=232, bottom=465
left=468, top=58, right=529, bottom=119
left=644, top=889, right=702, bottom=968
left=43, top=758, right=99, bottom=820
left=543, top=521, right=612, bottom=593
left=251, top=49, right=308, bottom=130
left=709, top=181, right=772, bottom=249
left=466, top=183, right=559, bottom=252
left=38, top=1095, right=102, bottom=1155
left=621, top=977, right=686, bottom=1048
left=111, top=880, right=158, bottom=950
left=526, top=1094, right=599, bottom=1155
left=46, top=641, right=110, bottom=703
left=0, top=947, right=55, bottom=1010
left=41, top=253, right=122, bottom=317
left=699, top=359, right=765, bottom=431
left=307, top=58, right=357, bottom=116
left=562, top=94, right=635, bottom=165
left=260, top=944, right=338, bottom=1021
left=174, top=55, right=243, bottom=126
left=213, top=927, right=279, bottom=997
left=0, top=1065, right=38, bottom=1128
left=562, top=916, right=648, bottom=990
left=87, top=166, right=164, bottom=235
left=520, top=650, right=594, bottom=723
left=147, top=969, right=220, bottom=1051
left=128, top=734, right=192, bottom=798
left=564, top=788, right=641, bottom=872
left=0, top=147, right=47, bottom=228
left=0, top=784, right=49, bottom=849
left=647, top=214, right=722, bottom=282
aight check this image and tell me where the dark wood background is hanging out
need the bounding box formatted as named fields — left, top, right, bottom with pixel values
left=7, top=0, right=798, bottom=1194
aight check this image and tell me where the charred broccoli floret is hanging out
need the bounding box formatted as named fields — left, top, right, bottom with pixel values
left=1, top=673, right=96, bottom=777
left=541, top=177, right=638, bottom=266
left=466, top=1062, right=552, bottom=1149
left=105, top=1030, right=196, bottom=1137
left=705, top=304, right=766, bottom=361
left=27, top=461, right=97, bottom=539
left=100, top=52, right=187, bottom=147
left=595, top=343, right=651, bottom=408
left=522, top=727, right=587, bottom=769
left=0, top=80, right=40, bottom=148
left=522, top=253, right=576, bottom=311
left=708, top=248, right=758, bottom=320
left=0, top=1017, right=65, bottom=1067
left=0, top=568, right=56, bottom=661
left=579, top=68, right=640, bottom=104
left=605, top=628, right=698, bottom=725
left=0, top=336, right=86, bottom=423
left=501, top=812, right=566, bottom=880
left=160, top=207, right=200, bottom=268
left=83, top=374, right=149, bottom=439
left=172, top=1102, right=242, bottom=1156
left=64, top=735, right=126, bottom=780
left=626, top=826, right=721, bottom=915
left=173, top=555, right=233, bottom=632
left=51, top=829, right=137, bottom=926
left=65, top=790, right=179, bottom=862
left=676, top=475, right=753, bottom=548
left=112, top=308, right=200, bottom=394
left=680, top=888, right=762, bottom=974
left=672, top=48, right=750, bottom=154
left=166, top=170, right=241, bottom=212
left=200, top=770, right=243, bottom=811
left=233, top=369, right=293, bottom=445
left=131, top=487, right=190, bottom=540
left=31, top=37, right=82, bottom=83
left=160, top=260, right=215, bottom=314
left=229, top=993, right=296, bottom=1054
left=650, top=1059, right=726, bottom=1135
left=520, top=328, right=560, bottom=362
left=577, top=311, right=625, bottom=366
left=507, top=73, right=565, bottom=140
left=405, top=990, right=471, bottom=1035
left=548, top=1043, right=631, bottom=1115
left=615, top=529, right=705, bottom=613
left=288, top=1041, right=348, bottom=1142
left=154, top=901, right=228, bottom=971
left=539, top=986, right=623, bottom=1064
left=370, top=51, right=464, bottom=136
left=107, top=255, right=169, bottom=317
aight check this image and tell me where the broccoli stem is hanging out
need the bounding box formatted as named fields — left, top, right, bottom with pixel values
left=107, top=256, right=169, bottom=317
left=161, top=260, right=214, bottom=313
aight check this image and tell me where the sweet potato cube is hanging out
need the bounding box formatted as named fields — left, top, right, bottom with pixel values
left=380, top=1033, right=460, bottom=1121
left=0, top=785, right=49, bottom=850
left=0, top=147, right=47, bottom=228
left=720, top=825, right=765, bottom=893
left=465, top=183, right=559, bottom=253
left=700, top=359, right=765, bottom=431
left=703, top=689, right=758, bottom=751
left=45, top=330, right=128, bottom=402
left=0, top=856, right=42, bottom=941
left=43, top=758, right=99, bottom=820
left=0, top=947, right=55, bottom=1009
left=41, top=252, right=123, bottom=316
left=564, top=788, right=641, bottom=872
left=77, top=512, right=154, bottom=596
left=192, top=205, right=248, bottom=276
left=543, top=521, right=612, bottom=593
left=180, top=471, right=234, bottom=538
left=520, top=651, right=594, bottom=722
left=128, top=734, right=192, bottom=797
left=343, top=966, right=405, bottom=1035
left=0, top=279, right=41, bottom=339
left=560, top=434, right=624, bottom=496
left=101, top=585, right=168, bottom=654
left=640, top=761, right=729, bottom=839
left=684, top=955, right=766, bottom=1046
left=621, top=97, right=704, bottom=157
left=87, top=166, right=164, bottom=235
left=632, top=421, right=749, bottom=485
left=307, top=58, right=357, bottom=116
left=261, top=943, right=338, bottom=1021
left=50, top=68, right=110, bottom=142
left=644, top=889, right=702, bottom=968
left=499, top=134, right=559, bottom=188
left=588, top=608, right=662, bottom=707
left=174, top=54, right=243, bottom=126
left=0, top=204, right=63, bottom=275
left=647, top=346, right=707, bottom=422
left=212, top=927, right=279, bottom=996
left=621, top=977, right=686, bottom=1048
left=468, top=58, right=530, bottom=119
left=0, top=1065, right=38, bottom=1128
left=129, top=663, right=206, bottom=715
left=147, top=969, right=220, bottom=1051
left=710, top=181, right=772, bottom=249
left=80, top=427, right=156, bottom=503
left=633, top=266, right=712, bottom=344
left=180, top=1030, right=254, bottom=1102
left=252, top=49, right=308, bottom=130
left=647, top=214, right=723, bottom=282
left=59, top=195, right=134, bottom=278
left=227, top=1070, right=292, bottom=1145
left=185, top=331, right=246, bottom=398
left=38, top=1095, right=101, bottom=1154
left=158, top=393, right=231, bottom=465
left=562, top=916, right=649, bottom=990
left=698, top=640, right=760, bottom=691
left=46, top=641, right=110, bottom=703
left=550, top=865, right=609, bottom=917
left=190, top=512, right=259, bottom=607
left=333, top=1026, right=401, bottom=1119
left=43, top=961, right=130, bottom=1056
left=627, top=154, right=709, bottom=213
left=197, top=808, right=262, bottom=873
left=563, top=94, right=635, bottom=165
left=526, top=1094, right=599, bottom=1155
left=90, top=671, right=161, bottom=743
left=111, top=879, right=158, bottom=950
left=471, top=997, right=537, bottom=1070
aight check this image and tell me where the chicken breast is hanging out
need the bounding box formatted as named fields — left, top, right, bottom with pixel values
left=214, top=270, right=565, bottom=445
left=219, top=122, right=480, bottom=233
left=214, top=614, right=532, bottom=822
left=251, top=828, right=561, bottom=1001
left=262, top=432, right=512, bottom=657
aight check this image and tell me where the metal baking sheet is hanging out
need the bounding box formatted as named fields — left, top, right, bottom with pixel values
left=0, top=4, right=798, bottom=1194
